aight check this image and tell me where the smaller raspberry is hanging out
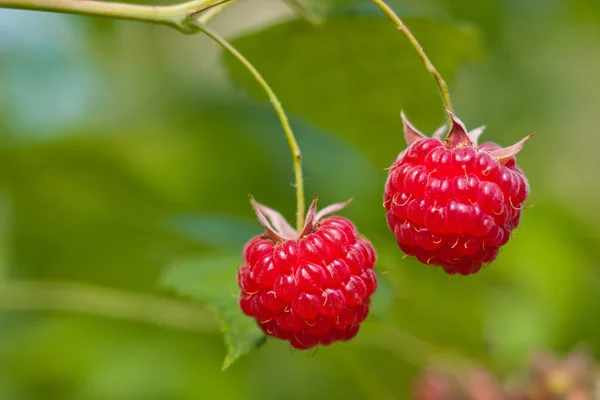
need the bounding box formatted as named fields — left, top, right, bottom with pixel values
left=238, top=196, right=378, bottom=349
left=384, top=112, right=533, bottom=276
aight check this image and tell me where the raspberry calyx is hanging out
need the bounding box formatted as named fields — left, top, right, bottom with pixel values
left=384, top=112, right=533, bottom=276
left=238, top=196, right=378, bottom=349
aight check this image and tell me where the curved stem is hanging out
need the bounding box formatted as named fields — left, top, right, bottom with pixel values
left=0, top=0, right=229, bottom=33
left=0, top=280, right=217, bottom=332
left=371, top=0, right=454, bottom=124
left=194, top=23, right=305, bottom=232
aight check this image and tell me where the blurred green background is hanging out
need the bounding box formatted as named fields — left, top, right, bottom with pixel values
left=1, top=0, right=600, bottom=398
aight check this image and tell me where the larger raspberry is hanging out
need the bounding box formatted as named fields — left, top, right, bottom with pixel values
left=238, top=196, right=377, bottom=349
left=384, top=112, right=533, bottom=276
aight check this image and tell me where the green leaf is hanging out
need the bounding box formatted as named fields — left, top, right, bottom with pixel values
left=161, top=253, right=266, bottom=370
left=225, top=16, right=483, bottom=166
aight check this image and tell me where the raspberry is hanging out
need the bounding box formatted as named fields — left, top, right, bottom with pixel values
left=384, top=112, right=533, bottom=276
left=238, top=196, right=377, bottom=349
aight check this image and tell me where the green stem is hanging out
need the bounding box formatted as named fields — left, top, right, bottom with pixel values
left=0, top=280, right=217, bottom=332
left=371, top=0, right=454, bottom=124
left=194, top=22, right=305, bottom=232
left=0, top=0, right=229, bottom=33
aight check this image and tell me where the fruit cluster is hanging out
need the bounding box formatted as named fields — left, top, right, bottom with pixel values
left=238, top=198, right=377, bottom=349
left=239, top=112, right=532, bottom=348
left=384, top=113, right=532, bottom=275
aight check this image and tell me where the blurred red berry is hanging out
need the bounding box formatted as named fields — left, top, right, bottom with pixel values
left=411, top=370, right=457, bottom=400
left=238, top=196, right=377, bottom=349
left=384, top=112, right=533, bottom=275
left=412, top=367, right=506, bottom=400
left=508, top=348, right=598, bottom=400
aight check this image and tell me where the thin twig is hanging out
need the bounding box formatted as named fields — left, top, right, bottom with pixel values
left=193, top=21, right=306, bottom=232
left=0, top=280, right=218, bottom=332
left=371, top=0, right=454, bottom=124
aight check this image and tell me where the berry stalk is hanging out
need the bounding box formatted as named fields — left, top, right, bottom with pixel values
left=371, top=0, right=454, bottom=124
left=194, top=23, right=305, bottom=233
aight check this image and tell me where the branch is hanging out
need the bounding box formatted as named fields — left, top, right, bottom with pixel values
left=0, top=0, right=231, bottom=33
left=191, top=20, right=306, bottom=233
left=0, top=280, right=218, bottom=332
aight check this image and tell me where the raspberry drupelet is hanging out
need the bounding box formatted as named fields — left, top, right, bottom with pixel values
left=384, top=112, right=533, bottom=276
left=238, top=196, right=377, bottom=349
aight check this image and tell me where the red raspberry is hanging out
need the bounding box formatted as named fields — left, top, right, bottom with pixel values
left=238, top=196, right=377, bottom=349
left=384, top=112, right=533, bottom=276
